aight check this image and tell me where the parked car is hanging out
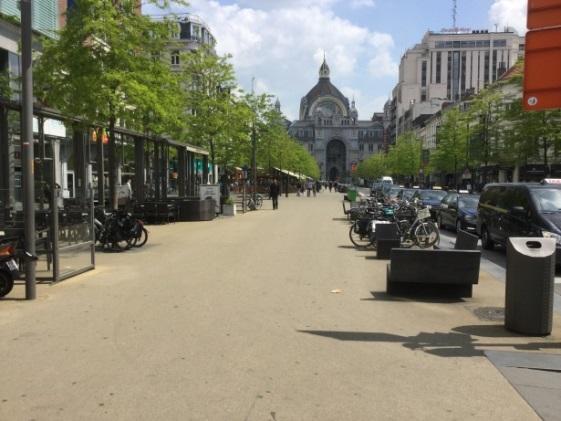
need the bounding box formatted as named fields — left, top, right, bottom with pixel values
left=477, top=182, right=561, bottom=257
left=438, top=192, right=480, bottom=232
left=413, top=189, right=448, bottom=219
left=398, top=189, right=417, bottom=203
left=385, top=186, right=403, bottom=203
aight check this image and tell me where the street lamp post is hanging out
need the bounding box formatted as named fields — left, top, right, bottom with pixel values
left=21, top=0, right=36, bottom=299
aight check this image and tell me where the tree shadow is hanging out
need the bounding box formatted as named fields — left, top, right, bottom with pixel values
left=298, top=326, right=561, bottom=358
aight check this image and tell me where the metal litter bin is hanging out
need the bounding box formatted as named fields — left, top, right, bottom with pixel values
left=505, top=237, right=556, bottom=336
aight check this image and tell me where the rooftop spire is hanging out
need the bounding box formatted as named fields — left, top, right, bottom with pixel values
left=319, top=54, right=330, bottom=79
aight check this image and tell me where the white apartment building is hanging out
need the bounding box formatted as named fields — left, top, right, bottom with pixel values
left=392, top=29, right=524, bottom=137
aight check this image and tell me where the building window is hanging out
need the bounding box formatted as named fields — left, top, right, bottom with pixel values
left=436, top=52, right=441, bottom=84
left=484, top=51, right=490, bottom=85
left=447, top=52, right=452, bottom=99
left=171, top=22, right=181, bottom=39
left=359, top=143, right=364, bottom=152
left=421, top=60, right=427, bottom=87
left=492, top=49, right=498, bottom=82
left=368, top=143, right=374, bottom=152
left=192, top=24, right=201, bottom=40
left=461, top=51, right=466, bottom=94
left=171, top=51, right=180, bottom=66
left=309, top=143, right=313, bottom=152
left=493, top=39, right=507, bottom=47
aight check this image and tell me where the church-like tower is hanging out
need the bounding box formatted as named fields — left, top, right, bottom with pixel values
left=290, top=59, right=385, bottom=182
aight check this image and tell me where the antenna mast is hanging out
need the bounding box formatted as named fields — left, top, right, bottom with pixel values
left=452, top=0, right=457, bottom=32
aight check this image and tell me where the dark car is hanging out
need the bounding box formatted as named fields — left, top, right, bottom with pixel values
left=386, top=187, right=403, bottom=203
left=398, top=189, right=417, bottom=202
left=438, top=193, right=480, bottom=232
left=413, top=189, right=448, bottom=219
left=477, top=182, right=561, bottom=256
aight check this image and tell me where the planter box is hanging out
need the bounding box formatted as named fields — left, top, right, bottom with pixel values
left=222, top=203, right=237, bottom=216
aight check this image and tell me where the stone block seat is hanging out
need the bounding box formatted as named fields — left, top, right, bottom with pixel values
left=386, top=248, right=481, bottom=298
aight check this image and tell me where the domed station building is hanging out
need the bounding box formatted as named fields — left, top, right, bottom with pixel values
left=289, top=59, right=385, bottom=182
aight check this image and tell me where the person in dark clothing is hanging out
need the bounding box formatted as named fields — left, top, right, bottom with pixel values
left=328, top=181, right=333, bottom=192
left=269, top=179, right=280, bottom=210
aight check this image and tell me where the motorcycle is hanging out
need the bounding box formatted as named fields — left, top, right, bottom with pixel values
left=0, top=238, right=19, bottom=298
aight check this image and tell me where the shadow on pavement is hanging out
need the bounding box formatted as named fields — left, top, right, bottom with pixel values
left=363, top=290, right=465, bottom=304
left=337, top=245, right=358, bottom=249
left=454, top=324, right=541, bottom=338
left=298, top=328, right=561, bottom=358
left=332, top=217, right=349, bottom=222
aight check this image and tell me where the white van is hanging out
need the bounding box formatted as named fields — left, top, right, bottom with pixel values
left=381, top=176, right=393, bottom=185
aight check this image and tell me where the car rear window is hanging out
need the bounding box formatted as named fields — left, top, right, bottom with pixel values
left=420, top=190, right=447, bottom=201
left=459, top=196, right=479, bottom=209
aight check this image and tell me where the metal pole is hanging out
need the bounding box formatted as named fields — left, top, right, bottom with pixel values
left=252, top=124, right=257, bottom=196
left=21, top=0, right=36, bottom=299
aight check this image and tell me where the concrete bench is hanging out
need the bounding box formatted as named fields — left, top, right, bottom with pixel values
left=454, top=229, right=479, bottom=250
left=386, top=248, right=481, bottom=298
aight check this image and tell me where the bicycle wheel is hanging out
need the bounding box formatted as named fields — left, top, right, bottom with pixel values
left=349, top=221, right=373, bottom=249
left=255, top=194, right=263, bottom=209
left=414, top=221, right=440, bottom=248
left=133, top=227, right=148, bottom=248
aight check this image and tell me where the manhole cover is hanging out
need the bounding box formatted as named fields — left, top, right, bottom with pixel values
left=472, top=306, right=504, bottom=321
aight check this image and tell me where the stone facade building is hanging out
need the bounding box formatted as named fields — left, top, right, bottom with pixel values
left=289, top=59, right=384, bottom=182
left=390, top=29, right=524, bottom=141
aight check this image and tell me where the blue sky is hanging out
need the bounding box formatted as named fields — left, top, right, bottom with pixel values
left=144, top=0, right=527, bottom=120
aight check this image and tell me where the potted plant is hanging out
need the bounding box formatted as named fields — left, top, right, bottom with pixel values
left=222, top=196, right=237, bottom=216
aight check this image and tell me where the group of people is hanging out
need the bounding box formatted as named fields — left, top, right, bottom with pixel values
left=295, top=180, right=324, bottom=197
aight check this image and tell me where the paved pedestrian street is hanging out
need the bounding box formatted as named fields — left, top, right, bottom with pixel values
left=1, top=192, right=561, bottom=420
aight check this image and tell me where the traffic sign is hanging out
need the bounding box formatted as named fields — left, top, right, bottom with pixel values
left=523, top=26, right=561, bottom=110
left=527, top=0, right=561, bottom=30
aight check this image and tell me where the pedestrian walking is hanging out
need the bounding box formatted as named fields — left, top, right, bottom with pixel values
left=306, top=180, right=313, bottom=197
left=312, top=183, right=317, bottom=197
left=296, top=181, right=301, bottom=197
left=328, top=181, right=333, bottom=192
left=269, top=179, right=280, bottom=210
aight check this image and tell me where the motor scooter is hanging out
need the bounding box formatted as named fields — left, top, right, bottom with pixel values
left=0, top=237, right=19, bottom=298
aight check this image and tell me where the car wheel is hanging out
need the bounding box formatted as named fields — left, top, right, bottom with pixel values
left=481, top=226, right=494, bottom=250
left=456, top=219, right=463, bottom=233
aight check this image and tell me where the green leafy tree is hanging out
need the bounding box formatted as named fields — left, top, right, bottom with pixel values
left=356, top=153, right=386, bottom=181
left=429, top=106, right=469, bottom=188
left=468, top=85, right=504, bottom=183
left=34, top=0, right=186, bottom=207
left=387, top=132, right=421, bottom=181
left=180, top=46, right=246, bottom=182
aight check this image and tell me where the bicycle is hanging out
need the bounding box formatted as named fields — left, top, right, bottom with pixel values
left=247, top=193, right=263, bottom=210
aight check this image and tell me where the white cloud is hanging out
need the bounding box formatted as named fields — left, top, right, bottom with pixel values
left=237, top=0, right=338, bottom=9
left=150, top=0, right=397, bottom=119
left=350, top=0, right=375, bottom=9
left=488, top=0, right=527, bottom=34
left=368, top=51, right=398, bottom=78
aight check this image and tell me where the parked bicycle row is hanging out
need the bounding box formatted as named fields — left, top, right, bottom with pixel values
left=94, top=208, right=148, bottom=252
left=345, top=195, right=440, bottom=250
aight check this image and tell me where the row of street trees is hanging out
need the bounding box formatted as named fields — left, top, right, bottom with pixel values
left=32, top=0, right=318, bottom=189
left=356, top=61, right=561, bottom=186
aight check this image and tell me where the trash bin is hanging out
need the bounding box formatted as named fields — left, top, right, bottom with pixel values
left=505, top=237, right=556, bottom=336
left=347, top=188, right=357, bottom=202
